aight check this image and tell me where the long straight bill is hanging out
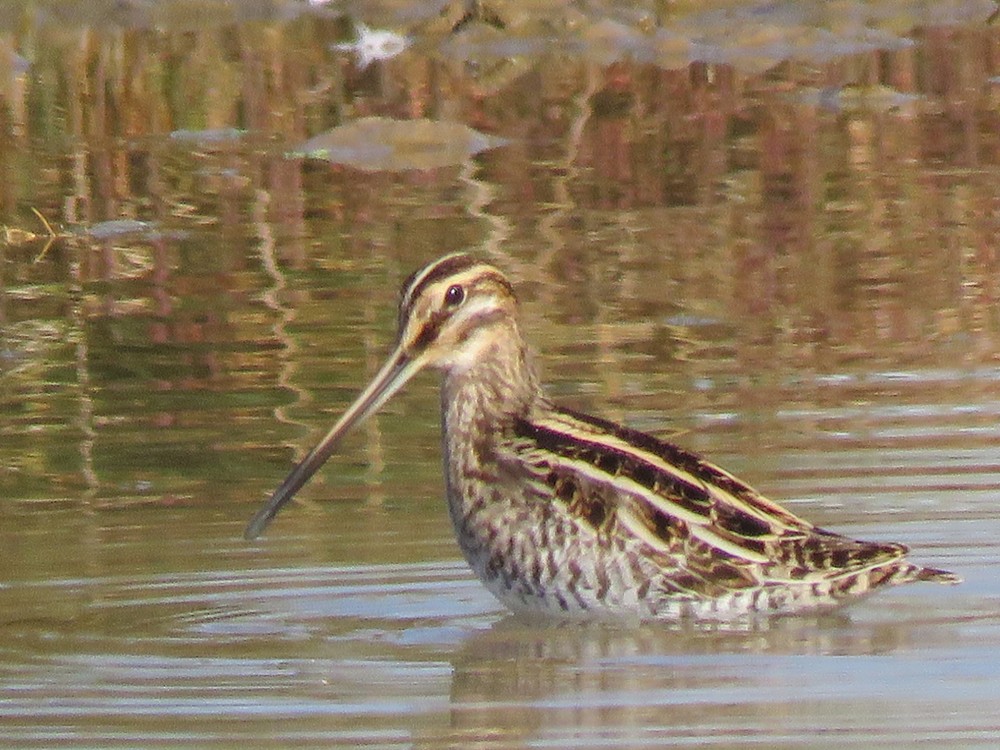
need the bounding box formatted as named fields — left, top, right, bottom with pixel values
left=244, top=347, right=421, bottom=540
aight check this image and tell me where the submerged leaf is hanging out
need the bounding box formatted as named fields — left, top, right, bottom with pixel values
left=792, top=85, right=921, bottom=113
left=84, top=219, right=155, bottom=239
left=288, top=117, right=508, bottom=172
left=170, top=127, right=247, bottom=144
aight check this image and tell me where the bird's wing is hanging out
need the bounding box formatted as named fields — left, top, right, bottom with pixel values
left=501, top=404, right=908, bottom=584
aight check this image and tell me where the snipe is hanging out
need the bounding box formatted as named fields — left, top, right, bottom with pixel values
left=245, top=253, right=958, bottom=620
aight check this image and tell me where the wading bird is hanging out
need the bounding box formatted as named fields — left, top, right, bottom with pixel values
left=245, top=253, right=958, bottom=620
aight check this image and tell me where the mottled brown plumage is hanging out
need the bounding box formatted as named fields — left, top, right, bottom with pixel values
left=245, top=253, right=959, bottom=620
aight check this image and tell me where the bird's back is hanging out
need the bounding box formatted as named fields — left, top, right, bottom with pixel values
left=446, top=400, right=959, bottom=620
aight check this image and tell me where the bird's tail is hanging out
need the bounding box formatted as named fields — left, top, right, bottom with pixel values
left=913, top=565, right=961, bottom=585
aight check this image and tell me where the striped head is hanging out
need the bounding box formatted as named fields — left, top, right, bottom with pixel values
left=395, top=253, right=519, bottom=374
left=243, top=253, right=522, bottom=539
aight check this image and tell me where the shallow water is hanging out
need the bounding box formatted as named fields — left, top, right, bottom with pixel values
left=3, top=1, right=1000, bottom=747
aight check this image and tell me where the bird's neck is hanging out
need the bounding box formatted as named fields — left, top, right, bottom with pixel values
left=440, top=324, right=539, bottom=431
left=439, top=325, right=539, bottom=524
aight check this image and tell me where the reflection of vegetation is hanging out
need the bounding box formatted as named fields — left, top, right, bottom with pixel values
left=0, top=2, right=998, bottom=508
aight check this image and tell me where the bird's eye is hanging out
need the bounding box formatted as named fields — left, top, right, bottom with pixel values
left=444, top=284, right=465, bottom=307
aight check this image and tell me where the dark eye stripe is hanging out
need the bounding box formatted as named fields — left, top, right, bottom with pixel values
left=399, top=254, right=477, bottom=320
left=413, top=307, right=507, bottom=351
left=412, top=310, right=449, bottom=349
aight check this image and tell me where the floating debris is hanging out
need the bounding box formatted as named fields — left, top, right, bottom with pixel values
left=82, top=218, right=186, bottom=244
left=792, top=85, right=922, bottom=113
left=566, top=18, right=660, bottom=66
left=677, top=1, right=929, bottom=72
left=10, top=52, right=30, bottom=74
left=689, top=25, right=915, bottom=72
left=438, top=24, right=551, bottom=64
left=663, top=313, right=724, bottom=328
left=84, top=219, right=156, bottom=240
left=169, top=127, right=247, bottom=144
left=288, top=117, right=508, bottom=172
left=332, top=22, right=409, bottom=69
left=2, top=207, right=65, bottom=261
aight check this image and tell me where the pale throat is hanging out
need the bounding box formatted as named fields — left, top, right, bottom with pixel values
left=439, top=323, right=539, bottom=442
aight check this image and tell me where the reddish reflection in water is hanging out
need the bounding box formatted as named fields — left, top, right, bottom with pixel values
left=1, top=2, right=1000, bottom=748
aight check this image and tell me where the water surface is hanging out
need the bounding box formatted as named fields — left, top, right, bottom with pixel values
left=2, top=1, right=1000, bottom=747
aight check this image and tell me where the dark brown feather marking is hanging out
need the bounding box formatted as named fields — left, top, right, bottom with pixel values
left=552, top=406, right=804, bottom=526
left=412, top=309, right=450, bottom=349
left=470, top=270, right=515, bottom=299
left=454, top=308, right=509, bottom=345
left=595, top=563, right=611, bottom=600
left=715, top=502, right=772, bottom=538
left=514, top=418, right=713, bottom=519
left=546, top=471, right=611, bottom=531
left=830, top=547, right=851, bottom=569
left=531, top=556, right=543, bottom=588
left=708, top=561, right=755, bottom=589
left=650, top=506, right=685, bottom=543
